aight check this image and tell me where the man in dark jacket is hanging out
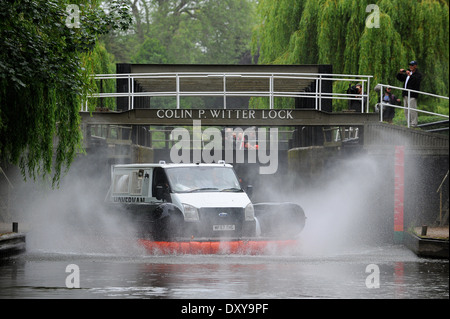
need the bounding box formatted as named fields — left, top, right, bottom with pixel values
left=396, top=61, right=423, bottom=127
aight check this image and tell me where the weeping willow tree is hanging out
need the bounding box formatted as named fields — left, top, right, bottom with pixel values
left=83, top=41, right=117, bottom=110
left=252, top=0, right=449, bottom=112
left=0, top=0, right=130, bottom=186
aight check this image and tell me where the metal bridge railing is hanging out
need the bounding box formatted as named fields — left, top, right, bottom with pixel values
left=82, top=72, right=373, bottom=113
left=376, top=84, right=449, bottom=129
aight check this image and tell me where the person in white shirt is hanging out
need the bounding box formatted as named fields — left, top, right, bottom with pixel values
left=396, top=61, right=423, bottom=127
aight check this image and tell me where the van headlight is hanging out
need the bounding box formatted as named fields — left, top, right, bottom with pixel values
left=182, top=203, right=199, bottom=222
left=245, top=203, right=255, bottom=221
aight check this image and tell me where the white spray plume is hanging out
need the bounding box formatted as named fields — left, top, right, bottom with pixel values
left=16, top=156, right=144, bottom=256
left=252, top=152, right=391, bottom=256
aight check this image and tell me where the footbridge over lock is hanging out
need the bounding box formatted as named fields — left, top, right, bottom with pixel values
left=79, top=64, right=448, bottom=161
left=81, top=64, right=372, bottom=168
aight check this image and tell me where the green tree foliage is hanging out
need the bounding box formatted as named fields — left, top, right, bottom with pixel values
left=84, top=41, right=118, bottom=110
left=253, top=0, right=449, bottom=111
left=253, top=0, right=304, bottom=64
left=0, top=0, right=131, bottom=186
left=106, top=0, right=257, bottom=64
left=132, top=37, right=168, bottom=64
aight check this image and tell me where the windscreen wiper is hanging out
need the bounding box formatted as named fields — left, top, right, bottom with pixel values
left=220, top=187, right=242, bottom=192
left=186, top=187, right=219, bottom=193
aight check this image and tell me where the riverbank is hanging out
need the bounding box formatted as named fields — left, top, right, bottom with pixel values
left=0, top=223, right=26, bottom=258
left=404, top=226, right=449, bottom=259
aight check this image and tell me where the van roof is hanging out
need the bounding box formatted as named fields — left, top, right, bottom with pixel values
left=112, top=162, right=233, bottom=170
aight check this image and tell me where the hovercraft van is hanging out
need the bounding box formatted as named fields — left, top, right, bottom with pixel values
left=106, top=161, right=306, bottom=254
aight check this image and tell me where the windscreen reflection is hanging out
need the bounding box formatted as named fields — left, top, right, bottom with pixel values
left=165, top=167, right=242, bottom=193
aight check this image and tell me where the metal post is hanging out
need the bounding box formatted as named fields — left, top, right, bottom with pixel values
left=315, top=79, right=319, bottom=110
left=439, top=189, right=442, bottom=226
left=131, top=76, right=134, bottom=110
left=223, top=74, right=227, bottom=109
left=380, top=85, right=384, bottom=122
left=176, top=74, right=180, bottom=110
left=421, top=225, right=428, bottom=236
left=127, top=75, right=131, bottom=111
left=361, top=81, right=365, bottom=113
left=100, top=79, right=104, bottom=109
left=407, top=90, right=411, bottom=128
left=318, top=75, right=322, bottom=111
left=12, top=222, right=18, bottom=233
left=436, top=170, right=449, bottom=226
left=269, top=75, right=274, bottom=109
left=367, top=77, right=371, bottom=113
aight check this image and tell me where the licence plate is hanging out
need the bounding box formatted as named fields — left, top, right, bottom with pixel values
left=213, top=225, right=235, bottom=231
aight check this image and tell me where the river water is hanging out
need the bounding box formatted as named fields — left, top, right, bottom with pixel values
left=1, top=156, right=448, bottom=302
left=0, top=240, right=448, bottom=300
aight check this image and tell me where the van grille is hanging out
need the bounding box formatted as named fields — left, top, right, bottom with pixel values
left=198, top=208, right=244, bottom=237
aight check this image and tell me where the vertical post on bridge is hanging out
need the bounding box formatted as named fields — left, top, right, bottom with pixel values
left=269, top=74, right=274, bottom=109
left=366, top=77, right=371, bottom=113
left=176, top=74, right=180, bottom=109
left=223, top=74, right=227, bottom=109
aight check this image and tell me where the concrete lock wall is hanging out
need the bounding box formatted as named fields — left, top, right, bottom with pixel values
left=131, top=145, right=154, bottom=163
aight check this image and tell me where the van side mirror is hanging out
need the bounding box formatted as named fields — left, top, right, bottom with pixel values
left=156, top=185, right=164, bottom=200
left=246, top=185, right=253, bottom=198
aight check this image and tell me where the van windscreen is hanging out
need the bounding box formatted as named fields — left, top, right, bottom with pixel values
left=165, top=167, right=242, bottom=193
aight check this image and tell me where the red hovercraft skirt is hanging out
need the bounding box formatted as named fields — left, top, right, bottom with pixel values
left=138, top=239, right=299, bottom=255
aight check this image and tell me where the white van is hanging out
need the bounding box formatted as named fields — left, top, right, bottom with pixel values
left=107, top=161, right=305, bottom=241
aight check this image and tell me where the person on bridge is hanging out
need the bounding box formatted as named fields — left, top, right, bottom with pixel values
left=396, top=61, right=423, bottom=127
left=381, top=87, right=400, bottom=123
left=347, top=83, right=367, bottom=113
